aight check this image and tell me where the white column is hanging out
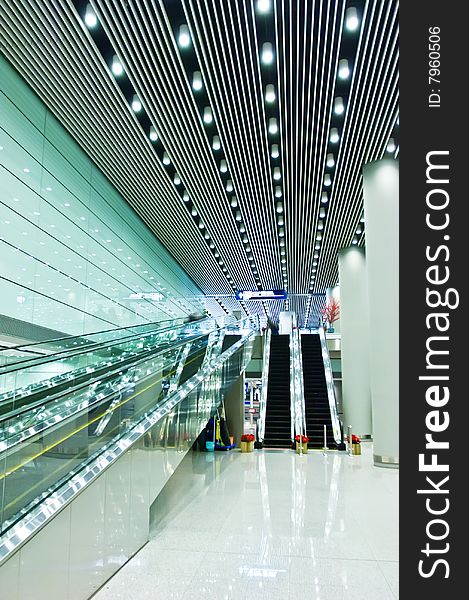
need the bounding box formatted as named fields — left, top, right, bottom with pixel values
left=363, top=159, right=399, bottom=468
left=338, top=247, right=372, bottom=438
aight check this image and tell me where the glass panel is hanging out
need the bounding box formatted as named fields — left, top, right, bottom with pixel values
left=0, top=317, right=258, bottom=533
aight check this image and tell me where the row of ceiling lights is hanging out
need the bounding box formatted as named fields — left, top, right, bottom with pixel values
left=304, top=4, right=362, bottom=327
left=255, top=1, right=288, bottom=296
left=81, top=3, right=252, bottom=318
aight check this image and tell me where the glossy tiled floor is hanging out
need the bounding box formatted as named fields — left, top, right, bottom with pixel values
left=93, top=443, right=398, bottom=600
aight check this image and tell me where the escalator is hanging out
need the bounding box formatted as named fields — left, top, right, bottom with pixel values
left=301, top=333, right=336, bottom=448
left=263, top=335, right=292, bottom=448
left=0, top=316, right=260, bottom=580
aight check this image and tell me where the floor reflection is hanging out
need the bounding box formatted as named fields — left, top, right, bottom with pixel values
left=95, top=443, right=399, bottom=600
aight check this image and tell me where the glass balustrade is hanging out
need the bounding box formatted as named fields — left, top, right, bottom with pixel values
left=0, top=316, right=259, bottom=537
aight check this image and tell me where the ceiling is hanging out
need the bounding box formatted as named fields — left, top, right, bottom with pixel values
left=0, top=0, right=399, bottom=327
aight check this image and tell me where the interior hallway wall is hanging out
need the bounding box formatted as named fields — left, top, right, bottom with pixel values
left=0, top=55, right=205, bottom=337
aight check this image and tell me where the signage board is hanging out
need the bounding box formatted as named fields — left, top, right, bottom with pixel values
left=235, top=290, right=287, bottom=301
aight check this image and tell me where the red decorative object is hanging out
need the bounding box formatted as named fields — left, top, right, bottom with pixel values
left=320, top=298, right=340, bottom=327
left=347, top=434, right=361, bottom=444
left=241, top=434, right=255, bottom=442
left=295, top=435, right=309, bottom=443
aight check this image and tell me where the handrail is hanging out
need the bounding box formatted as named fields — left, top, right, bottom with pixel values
left=0, top=316, right=186, bottom=354
left=318, top=327, right=342, bottom=445
left=0, top=320, right=259, bottom=564
left=257, top=328, right=271, bottom=442
left=290, top=327, right=306, bottom=443
left=0, top=317, right=257, bottom=425
left=0, top=317, right=212, bottom=374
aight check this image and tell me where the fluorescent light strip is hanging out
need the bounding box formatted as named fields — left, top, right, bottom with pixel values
left=315, top=1, right=398, bottom=291
left=184, top=0, right=280, bottom=287
left=97, top=0, right=253, bottom=291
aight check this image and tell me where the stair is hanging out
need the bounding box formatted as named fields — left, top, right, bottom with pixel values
left=263, top=335, right=292, bottom=448
left=301, top=334, right=337, bottom=449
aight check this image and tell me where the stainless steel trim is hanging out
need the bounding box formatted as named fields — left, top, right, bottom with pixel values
left=290, top=326, right=306, bottom=442
left=0, top=318, right=259, bottom=565
left=318, top=328, right=341, bottom=445
left=258, top=328, right=271, bottom=442
left=373, top=454, right=399, bottom=468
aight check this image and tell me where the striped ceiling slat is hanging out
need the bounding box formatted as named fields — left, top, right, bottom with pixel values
left=0, top=0, right=399, bottom=326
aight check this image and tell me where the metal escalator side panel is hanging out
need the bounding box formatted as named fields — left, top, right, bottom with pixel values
left=257, top=328, right=271, bottom=443
left=0, top=323, right=259, bottom=560
left=317, top=328, right=342, bottom=445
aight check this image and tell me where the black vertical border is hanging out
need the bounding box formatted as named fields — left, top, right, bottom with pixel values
left=400, top=1, right=466, bottom=596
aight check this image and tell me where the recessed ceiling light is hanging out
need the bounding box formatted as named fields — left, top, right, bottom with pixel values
left=111, top=55, right=123, bottom=76
left=23, top=168, right=30, bottom=173
left=45, top=186, right=52, bottom=191
left=330, top=127, right=340, bottom=143
left=203, top=106, right=213, bottom=124
left=131, top=94, right=142, bottom=112
left=273, top=167, right=281, bottom=181
left=338, top=59, right=350, bottom=79
left=318, top=220, right=324, bottom=230
left=257, top=0, right=271, bottom=13
left=320, top=207, right=326, bottom=218
left=163, top=152, right=171, bottom=165
left=334, top=96, right=345, bottom=115
left=191, top=207, right=197, bottom=216
left=345, top=7, right=360, bottom=32
left=386, top=138, right=396, bottom=153
left=84, top=3, right=97, bottom=28
left=276, top=202, right=283, bottom=213
left=352, top=236, right=358, bottom=245
left=324, top=174, right=332, bottom=187
left=192, top=71, right=203, bottom=91
left=212, top=135, right=221, bottom=150
left=220, top=159, right=228, bottom=173
left=149, top=126, right=158, bottom=141
left=226, top=180, right=233, bottom=192
left=271, top=144, right=280, bottom=158
left=261, top=42, right=274, bottom=64
left=174, top=173, right=181, bottom=185
left=268, top=117, right=278, bottom=135
left=235, top=211, right=242, bottom=222
left=275, top=186, right=283, bottom=198
left=178, top=24, right=191, bottom=48
left=326, top=153, right=335, bottom=167
left=321, top=192, right=329, bottom=203
left=265, top=84, right=276, bottom=103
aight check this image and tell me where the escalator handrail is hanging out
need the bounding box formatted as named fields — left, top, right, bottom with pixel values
left=0, top=318, right=212, bottom=376
left=0, top=320, right=259, bottom=563
left=0, top=315, right=186, bottom=355
left=257, top=328, right=271, bottom=443
left=0, top=330, right=209, bottom=427
left=0, top=317, right=257, bottom=422
left=318, top=327, right=342, bottom=445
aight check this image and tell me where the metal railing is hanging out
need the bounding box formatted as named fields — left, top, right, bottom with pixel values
left=318, top=327, right=342, bottom=445
left=257, top=328, right=271, bottom=443
left=0, top=317, right=259, bottom=563
left=290, top=327, right=306, bottom=445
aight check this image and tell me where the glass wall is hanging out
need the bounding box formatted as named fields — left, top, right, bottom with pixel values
left=0, top=55, right=205, bottom=338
